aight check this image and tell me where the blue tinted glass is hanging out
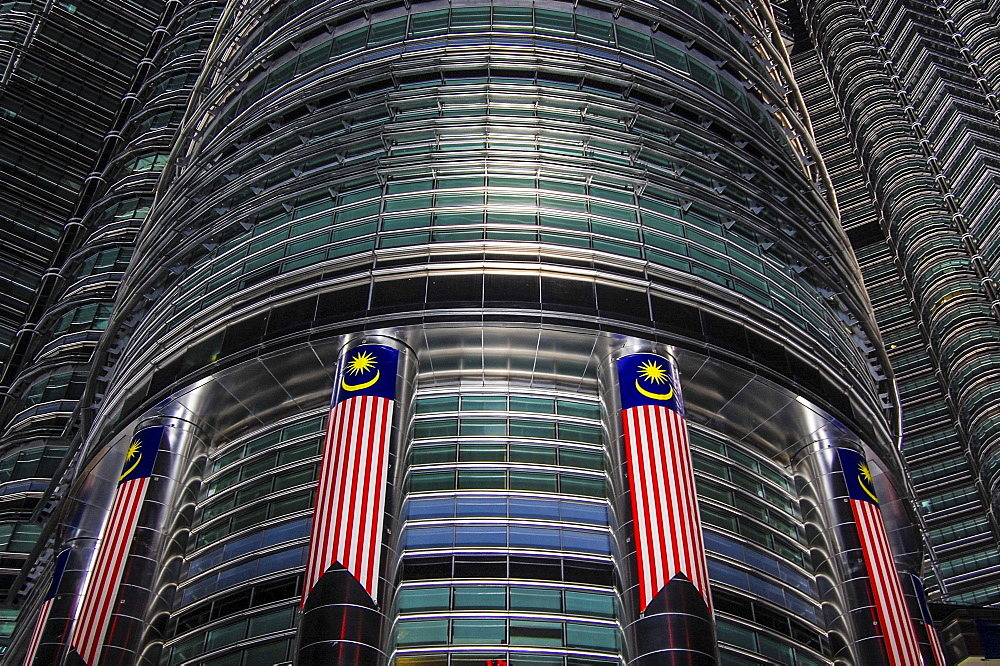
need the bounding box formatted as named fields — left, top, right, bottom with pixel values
left=703, top=530, right=744, bottom=559
left=455, top=526, right=507, bottom=547
left=260, top=545, right=306, bottom=573
left=747, top=571, right=786, bottom=605
left=562, top=528, right=611, bottom=554
left=778, top=561, right=814, bottom=594
left=559, top=501, right=608, bottom=525
left=708, top=560, right=749, bottom=589
left=405, top=526, right=454, bottom=548
left=224, top=532, right=264, bottom=559
left=510, top=498, right=559, bottom=520
left=181, top=575, right=218, bottom=604
left=262, top=517, right=309, bottom=546
left=784, top=593, right=819, bottom=623
left=187, top=546, right=226, bottom=575
left=407, top=497, right=456, bottom=519
left=742, top=545, right=780, bottom=577
left=456, top=496, right=507, bottom=517
left=510, top=526, right=561, bottom=549
left=217, top=559, right=258, bottom=588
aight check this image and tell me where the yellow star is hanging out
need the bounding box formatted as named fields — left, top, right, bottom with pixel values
left=346, top=351, right=377, bottom=375
left=859, top=461, right=872, bottom=483
left=125, top=440, right=141, bottom=462
left=638, top=360, right=668, bottom=384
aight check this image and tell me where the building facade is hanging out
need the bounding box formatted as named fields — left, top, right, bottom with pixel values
left=0, top=0, right=996, bottom=664
left=785, top=0, right=1000, bottom=607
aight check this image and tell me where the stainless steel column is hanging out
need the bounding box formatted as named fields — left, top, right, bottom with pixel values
left=296, top=337, right=415, bottom=665
left=40, top=417, right=207, bottom=665
left=600, top=346, right=718, bottom=666
left=794, top=439, right=922, bottom=665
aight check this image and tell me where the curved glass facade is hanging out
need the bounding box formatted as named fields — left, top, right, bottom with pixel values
left=793, top=0, right=1000, bottom=604
left=0, top=0, right=954, bottom=665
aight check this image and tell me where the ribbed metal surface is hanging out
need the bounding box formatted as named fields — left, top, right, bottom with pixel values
left=3, top=1, right=930, bottom=664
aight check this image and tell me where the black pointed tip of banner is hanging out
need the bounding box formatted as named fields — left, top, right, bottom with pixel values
left=643, top=575, right=712, bottom=620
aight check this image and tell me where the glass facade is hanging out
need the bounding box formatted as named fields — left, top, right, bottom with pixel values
left=0, top=0, right=995, bottom=664
left=789, top=0, right=1000, bottom=604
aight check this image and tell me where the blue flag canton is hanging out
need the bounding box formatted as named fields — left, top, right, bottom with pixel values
left=617, top=353, right=684, bottom=414
left=333, top=344, right=399, bottom=405
left=911, top=573, right=934, bottom=624
left=119, top=426, right=163, bottom=485
left=44, top=548, right=71, bottom=601
left=837, top=447, right=879, bottom=505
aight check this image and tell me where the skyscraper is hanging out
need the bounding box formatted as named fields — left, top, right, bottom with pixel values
left=786, top=0, right=1000, bottom=607
left=0, top=0, right=996, bottom=664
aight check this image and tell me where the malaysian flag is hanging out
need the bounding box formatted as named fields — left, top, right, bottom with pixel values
left=618, top=352, right=711, bottom=612
left=912, top=573, right=947, bottom=666
left=303, top=343, right=398, bottom=605
left=22, top=548, right=70, bottom=665
left=837, top=447, right=922, bottom=665
left=70, top=426, right=162, bottom=665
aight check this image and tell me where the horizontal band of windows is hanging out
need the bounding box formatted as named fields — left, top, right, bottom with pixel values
left=413, top=418, right=602, bottom=445
left=717, top=617, right=825, bottom=666
left=396, top=583, right=615, bottom=618
left=416, top=394, right=598, bottom=418
left=714, top=587, right=825, bottom=652
left=221, top=7, right=771, bottom=133
left=393, top=616, right=619, bottom=651
left=170, top=574, right=301, bottom=638
left=700, top=502, right=807, bottom=570
left=168, top=605, right=296, bottom=665
left=205, top=439, right=320, bottom=497
left=186, top=518, right=310, bottom=578
left=400, top=554, right=614, bottom=587
left=178, top=544, right=307, bottom=607
left=191, top=491, right=312, bottom=551
left=399, top=524, right=612, bottom=555
left=405, top=495, right=608, bottom=526
left=211, top=413, right=326, bottom=472
left=394, top=651, right=619, bottom=666
left=153, top=254, right=856, bottom=384
left=709, top=558, right=819, bottom=625
left=410, top=442, right=603, bottom=470
left=407, top=470, right=605, bottom=498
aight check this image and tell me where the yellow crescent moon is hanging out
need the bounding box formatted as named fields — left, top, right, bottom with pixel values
left=859, top=478, right=879, bottom=503
left=119, top=453, right=142, bottom=481
left=635, top=378, right=674, bottom=401
left=342, top=368, right=380, bottom=392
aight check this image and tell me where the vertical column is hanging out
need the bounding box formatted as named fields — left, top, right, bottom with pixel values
left=796, top=441, right=924, bottom=665
left=297, top=339, right=410, bottom=665
left=21, top=548, right=70, bottom=665
left=603, top=349, right=717, bottom=666
left=836, top=447, right=923, bottom=665
left=39, top=418, right=207, bottom=666
left=909, top=574, right=948, bottom=666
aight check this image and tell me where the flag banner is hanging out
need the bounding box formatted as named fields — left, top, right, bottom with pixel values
left=23, top=548, right=70, bottom=665
left=911, top=573, right=947, bottom=666
left=303, top=344, right=398, bottom=606
left=837, top=447, right=922, bottom=666
left=617, top=353, right=711, bottom=612
left=70, top=426, right=162, bottom=665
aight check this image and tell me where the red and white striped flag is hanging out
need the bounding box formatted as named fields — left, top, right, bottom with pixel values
left=912, top=573, right=947, bottom=666
left=70, top=426, right=162, bottom=665
left=23, top=548, right=70, bottom=665
left=303, top=344, right=398, bottom=605
left=618, top=353, right=711, bottom=612
left=838, top=448, right=922, bottom=666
